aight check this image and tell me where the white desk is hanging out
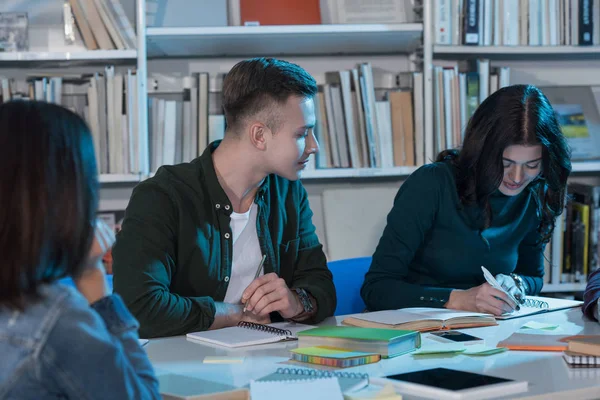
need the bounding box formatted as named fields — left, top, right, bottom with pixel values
left=146, top=308, right=600, bottom=400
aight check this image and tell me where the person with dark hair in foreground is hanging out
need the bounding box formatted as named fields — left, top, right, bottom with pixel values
left=0, top=101, right=159, bottom=399
left=112, top=58, right=336, bottom=338
left=362, top=84, right=572, bottom=316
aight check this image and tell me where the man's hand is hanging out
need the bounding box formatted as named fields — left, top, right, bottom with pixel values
left=446, top=283, right=518, bottom=316
left=241, top=273, right=302, bottom=319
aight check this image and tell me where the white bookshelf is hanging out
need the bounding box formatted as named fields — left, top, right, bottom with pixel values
left=301, top=166, right=418, bottom=180
left=0, top=49, right=137, bottom=64
left=146, top=23, right=423, bottom=57
left=571, top=161, right=600, bottom=173
left=434, top=45, right=600, bottom=57
left=541, top=283, right=587, bottom=293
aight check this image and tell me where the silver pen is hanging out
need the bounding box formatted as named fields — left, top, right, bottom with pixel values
left=243, top=254, right=266, bottom=313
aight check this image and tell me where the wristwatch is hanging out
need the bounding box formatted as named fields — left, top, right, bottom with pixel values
left=292, top=288, right=314, bottom=319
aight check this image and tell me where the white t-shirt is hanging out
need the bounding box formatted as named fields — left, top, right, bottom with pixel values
left=223, top=203, right=263, bottom=304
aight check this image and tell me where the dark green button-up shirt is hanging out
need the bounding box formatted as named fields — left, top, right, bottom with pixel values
left=112, top=142, right=336, bottom=338
left=362, top=161, right=545, bottom=311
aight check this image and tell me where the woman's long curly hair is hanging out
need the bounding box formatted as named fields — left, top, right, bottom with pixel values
left=436, top=84, right=571, bottom=244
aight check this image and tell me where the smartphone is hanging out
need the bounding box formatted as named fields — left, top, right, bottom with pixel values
left=429, top=330, right=484, bottom=344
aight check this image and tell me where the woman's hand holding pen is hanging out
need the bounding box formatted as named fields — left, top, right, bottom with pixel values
left=495, top=273, right=526, bottom=302
left=446, top=283, right=518, bottom=316
left=241, top=273, right=302, bottom=319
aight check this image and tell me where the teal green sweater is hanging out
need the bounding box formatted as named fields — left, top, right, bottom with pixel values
left=361, top=161, right=545, bottom=311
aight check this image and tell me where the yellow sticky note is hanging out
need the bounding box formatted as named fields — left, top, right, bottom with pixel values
left=521, top=321, right=559, bottom=331
left=203, top=356, right=245, bottom=364
left=462, top=344, right=508, bottom=356
left=345, top=384, right=402, bottom=400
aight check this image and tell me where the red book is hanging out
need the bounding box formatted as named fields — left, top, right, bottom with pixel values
left=240, top=0, right=321, bottom=26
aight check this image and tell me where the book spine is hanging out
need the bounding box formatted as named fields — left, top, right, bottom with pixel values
left=463, top=0, right=480, bottom=44
left=580, top=0, right=594, bottom=44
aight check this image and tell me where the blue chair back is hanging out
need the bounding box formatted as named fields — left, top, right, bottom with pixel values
left=327, top=257, right=371, bottom=316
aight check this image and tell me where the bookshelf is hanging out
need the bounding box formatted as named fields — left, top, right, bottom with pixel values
left=5, top=1, right=599, bottom=293
left=0, top=49, right=137, bottom=63
left=147, top=23, right=424, bottom=57
left=433, top=45, right=600, bottom=58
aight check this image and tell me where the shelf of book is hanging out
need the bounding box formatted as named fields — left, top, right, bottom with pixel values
left=301, top=166, right=418, bottom=180
left=433, top=46, right=600, bottom=59
left=0, top=50, right=137, bottom=64
left=147, top=23, right=424, bottom=58
left=99, top=174, right=143, bottom=183
left=540, top=283, right=587, bottom=293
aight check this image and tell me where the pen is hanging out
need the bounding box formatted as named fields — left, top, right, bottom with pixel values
left=481, top=266, right=521, bottom=312
left=243, top=254, right=266, bottom=313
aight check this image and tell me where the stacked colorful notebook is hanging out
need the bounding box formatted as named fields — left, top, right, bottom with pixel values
left=290, top=346, right=381, bottom=368
left=294, top=326, right=421, bottom=363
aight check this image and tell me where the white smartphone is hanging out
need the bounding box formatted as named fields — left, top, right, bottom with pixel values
left=429, top=330, right=484, bottom=344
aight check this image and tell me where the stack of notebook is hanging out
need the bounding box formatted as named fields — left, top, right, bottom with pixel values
left=296, top=326, right=421, bottom=358
left=563, top=336, right=600, bottom=367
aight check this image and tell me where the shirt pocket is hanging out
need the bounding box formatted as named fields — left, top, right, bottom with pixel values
left=278, top=238, right=300, bottom=283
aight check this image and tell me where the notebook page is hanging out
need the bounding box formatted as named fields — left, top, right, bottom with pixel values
left=186, top=326, right=286, bottom=348
left=250, top=377, right=343, bottom=400
left=268, top=322, right=316, bottom=337
left=496, top=296, right=583, bottom=320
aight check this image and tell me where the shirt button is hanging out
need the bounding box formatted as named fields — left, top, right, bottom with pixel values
left=224, top=276, right=229, bottom=282
left=420, top=296, right=424, bottom=301
left=224, top=233, right=231, bottom=239
left=215, top=204, right=221, bottom=209
left=224, top=205, right=230, bottom=210
left=430, top=297, right=435, bottom=301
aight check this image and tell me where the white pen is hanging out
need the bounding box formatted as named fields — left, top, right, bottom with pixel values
left=481, top=266, right=521, bottom=311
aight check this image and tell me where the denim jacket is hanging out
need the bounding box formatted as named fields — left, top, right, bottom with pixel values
left=0, top=283, right=160, bottom=399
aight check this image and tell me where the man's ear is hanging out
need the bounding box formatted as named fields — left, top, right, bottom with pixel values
left=249, top=122, right=270, bottom=151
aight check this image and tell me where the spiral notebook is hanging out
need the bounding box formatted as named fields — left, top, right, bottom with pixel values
left=255, top=367, right=369, bottom=394
left=186, top=322, right=315, bottom=348
left=495, top=296, right=582, bottom=320
left=563, top=351, right=600, bottom=367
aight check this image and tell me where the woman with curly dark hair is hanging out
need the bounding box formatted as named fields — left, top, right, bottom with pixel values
left=362, top=84, right=571, bottom=316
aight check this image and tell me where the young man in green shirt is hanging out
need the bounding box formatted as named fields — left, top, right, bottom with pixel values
left=112, top=58, right=336, bottom=338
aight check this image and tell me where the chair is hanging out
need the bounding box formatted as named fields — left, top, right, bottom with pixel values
left=327, top=257, right=372, bottom=316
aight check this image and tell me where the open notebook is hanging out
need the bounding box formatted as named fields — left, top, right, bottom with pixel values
left=496, top=296, right=583, bottom=320
left=342, top=308, right=497, bottom=332
left=255, top=367, right=369, bottom=394
left=186, top=322, right=314, bottom=348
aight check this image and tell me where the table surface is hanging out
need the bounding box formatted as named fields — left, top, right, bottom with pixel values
left=145, top=308, right=600, bottom=400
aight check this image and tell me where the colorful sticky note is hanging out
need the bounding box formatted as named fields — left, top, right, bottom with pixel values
left=462, top=344, right=508, bottom=356
left=521, top=321, right=559, bottom=331
left=345, top=384, right=403, bottom=400
left=203, top=356, right=245, bottom=364
left=291, top=346, right=378, bottom=359
left=412, top=343, right=466, bottom=355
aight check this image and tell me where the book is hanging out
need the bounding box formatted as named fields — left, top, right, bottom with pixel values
left=186, top=321, right=314, bottom=348
left=342, top=308, right=497, bottom=332
left=563, top=350, right=600, bottom=367
left=250, top=376, right=343, bottom=400
left=0, top=12, right=28, bottom=52
left=290, top=346, right=381, bottom=368
left=371, top=367, right=528, bottom=400
left=296, top=326, right=420, bottom=358
left=567, top=336, right=600, bottom=356
left=496, top=296, right=583, bottom=320
left=158, top=374, right=249, bottom=400
left=497, top=333, right=596, bottom=352
left=255, top=367, right=369, bottom=394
